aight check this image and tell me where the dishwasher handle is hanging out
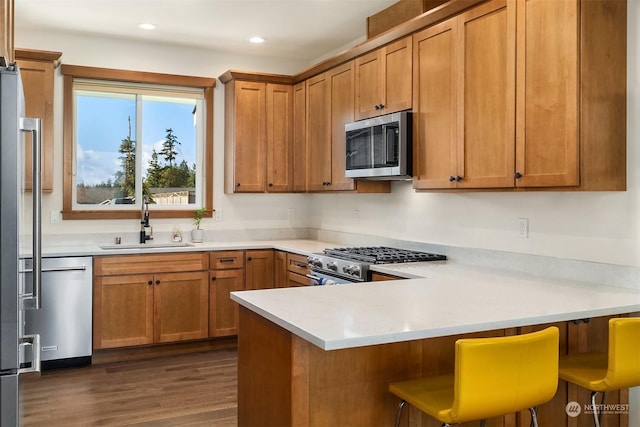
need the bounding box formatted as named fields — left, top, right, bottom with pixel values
left=20, top=265, right=87, bottom=274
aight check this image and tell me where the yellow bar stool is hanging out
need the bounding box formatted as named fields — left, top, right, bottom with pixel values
left=558, top=317, right=640, bottom=427
left=389, top=327, right=559, bottom=427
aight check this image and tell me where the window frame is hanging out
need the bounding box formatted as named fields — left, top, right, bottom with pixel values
left=61, top=65, right=215, bottom=220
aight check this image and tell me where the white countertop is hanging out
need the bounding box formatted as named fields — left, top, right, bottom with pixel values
left=231, top=262, right=640, bottom=351
left=40, top=239, right=335, bottom=258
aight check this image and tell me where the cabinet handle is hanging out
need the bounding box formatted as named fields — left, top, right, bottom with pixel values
left=514, top=172, right=522, bottom=179
left=379, top=104, right=385, bottom=109
left=268, top=182, right=273, bottom=187
left=294, top=263, right=307, bottom=269
left=147, top=280, right=153, bottom=285
left=211, top=276, right=216, bottom=281
left=375, top=104, right=380, bottom=110
left=236, top=182, right=241, bottom=187
left=456, top=176, right=462, bottom=182
left=219, top=258, right=235, bottom=263
left=155, top=280, right=160, bottom=285
left=448, top=176, right=456, bottom=182
left=247, top=257, right=252, bottom=261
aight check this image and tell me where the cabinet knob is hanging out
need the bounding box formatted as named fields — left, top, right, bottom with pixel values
left=236, top=182, right=241, bottom=187
left=456, top=176, right=462, bottom=182
left=514, top=172, right=522, bottom=179
left=268, top=182, right=273, bottom=187
left=211, top=276, right=216, bottom=281
left=375, top=104, right=380, bottom=110
left=147, top=280, right=153, bottom=285
left=449, top=176, right=456, bottom=182
left=378, top=104, right=385, bottom=110
left=247, top=257, right=252, bottom=261
left=155, top=280, right=160, bottom=285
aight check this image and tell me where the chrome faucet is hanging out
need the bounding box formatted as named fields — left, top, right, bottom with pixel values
left=140, top=196, right=153, bottom=244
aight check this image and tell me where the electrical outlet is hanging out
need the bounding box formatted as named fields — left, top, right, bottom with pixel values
left=50, top=210, right=61, bottom=224
left=518, top=218, right=529, bottom=239
left=353, top=210, right=360, bottom=224
left=214, top=209, right=223, bottom=221
left=288, top=208, right=295, bottom=222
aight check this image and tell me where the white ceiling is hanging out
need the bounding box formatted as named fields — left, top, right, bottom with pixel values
left=14, top=0, right=399, bottom=62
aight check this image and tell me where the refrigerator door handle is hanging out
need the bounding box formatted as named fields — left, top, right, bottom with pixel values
left=19, top=117, right=42, bottom=311
left=18, top=334, right=41, bottom=377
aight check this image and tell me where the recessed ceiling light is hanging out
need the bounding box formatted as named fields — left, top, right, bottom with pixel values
left=139, top=23, right=156, bottom=30
left=249, top=36, right=266, bottom=44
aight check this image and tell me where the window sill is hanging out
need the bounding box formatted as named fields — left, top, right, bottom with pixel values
left=61, top=210, right=213, bottom=221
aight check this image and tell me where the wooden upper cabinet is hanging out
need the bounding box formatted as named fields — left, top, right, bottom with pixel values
left=328, top=61, right=356, bottom=191
left=514, top=0, right=626, bottom=190
left=355, top=36, right=412, bottom=120
left=306, top=72, right=332, bottom=191
left=292, top=81, right=307, bottom=192
left=413, top=0, right=515, bottom=190
left=225, top=80, right=266, bottom=192
left=266, top=83, right=293, bottom=192
left=0, top=0, right=13, bottom=63
left=515, top=0, right=578, bottom=188
left=15, top=49, right=62, bottom=193
left=224, top=79, right=293, bottom=193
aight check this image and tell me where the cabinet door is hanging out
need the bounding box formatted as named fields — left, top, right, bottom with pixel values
left=274, top=250, right=287, bottom=288
left=413, top=19, right=458, bottom=189
left=515, top=0, right=579, bottom=188
left=16, top=57, right=56, bottom=192
left=245, top=249, right=275, bottom=290
left=93, top=274, right=154, bottom=349
left=306, top=73, right=332, bottom=191
left=456, top=0, right=515, bottom=189
left=292, top=81, right=307, bottom=192
left=232, top=81, right=266, bottom=192
left=328, top=61, right=356, bottom=191
left=266, top=83, right=293, bottom=192
left=354, top=49, right=383, bottom=120
left=382, top=36, right=413, bottom=115
left=209, top=269, right=244, bottom=337
left=153, top=271, right=209, bottom=343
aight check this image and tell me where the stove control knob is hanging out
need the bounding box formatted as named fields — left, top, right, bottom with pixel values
left=327, top=261, right=338, bottom=272
left=307, top=256, right=322, bottom=268
left=343, top=264, right=360, bottom=277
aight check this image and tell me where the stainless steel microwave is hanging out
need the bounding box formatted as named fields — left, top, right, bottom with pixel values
left=344, top=111, right=412, bottom=180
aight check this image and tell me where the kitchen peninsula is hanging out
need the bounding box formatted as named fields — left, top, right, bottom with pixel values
left=231, top=264, right=640, bottom=426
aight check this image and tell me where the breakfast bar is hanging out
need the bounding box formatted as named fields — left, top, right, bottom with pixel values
left=231, top=264, right=640, bottom=426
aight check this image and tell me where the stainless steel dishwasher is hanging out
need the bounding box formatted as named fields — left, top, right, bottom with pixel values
left=21, top=256, right=93, bottom=369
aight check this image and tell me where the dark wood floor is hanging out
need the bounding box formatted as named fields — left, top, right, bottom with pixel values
left=20, top=348, right=238, bottom=426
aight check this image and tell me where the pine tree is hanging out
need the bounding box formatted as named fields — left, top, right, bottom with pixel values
left=114, top=117, right=136, bottom=198
left=160, top=128, right=180, bottom=168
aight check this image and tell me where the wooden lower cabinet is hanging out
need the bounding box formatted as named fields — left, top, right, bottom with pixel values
left=275, top=250, right=288, bottom=288
left=93, top=270, right=208, bottom=349
left=93, top=253, right=209, bottom=350
left=209, top=268, right=244, bottom=337
left=371, top=271, right=405, bottom=281
left=245, top=249, right=275, bottom=290
left=209, top=250, right=245, bottom=337
left=238, top=309, right=629, bottom=427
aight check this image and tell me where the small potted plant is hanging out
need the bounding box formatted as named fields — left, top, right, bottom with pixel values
left=191, top=207, right=207, bottom=243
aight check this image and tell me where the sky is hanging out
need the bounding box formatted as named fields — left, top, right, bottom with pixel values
left=75, top=91, right=197, bottom=187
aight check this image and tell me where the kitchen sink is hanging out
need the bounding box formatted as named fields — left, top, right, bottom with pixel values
left=99, top=242, right=194, bottom=250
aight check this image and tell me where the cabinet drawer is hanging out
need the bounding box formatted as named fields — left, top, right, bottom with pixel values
left=94, top=252, right=209, bottom=276
left=210, top=250, right=245, bottom=269
left=287, top=253, right=309, bottom=275
left=288, top=271, right=312, bottom=287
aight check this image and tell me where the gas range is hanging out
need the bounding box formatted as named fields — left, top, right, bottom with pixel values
left=307, top=246, right=446, bottom=284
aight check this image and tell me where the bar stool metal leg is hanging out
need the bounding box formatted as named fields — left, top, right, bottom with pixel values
left=590, top=391, right=607, bottom=427
left=529, top=407, right=539, bottom=427
left=394, top=400, right=406, bottom=427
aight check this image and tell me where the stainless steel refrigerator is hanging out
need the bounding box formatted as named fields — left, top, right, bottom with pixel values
left=0, top=60, right=43, bottom=426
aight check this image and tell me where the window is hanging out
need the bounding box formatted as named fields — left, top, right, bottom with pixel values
left=61, top=65, right=214, bottom=220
